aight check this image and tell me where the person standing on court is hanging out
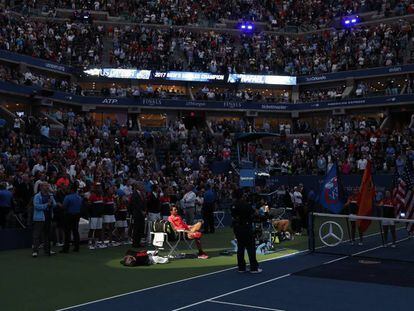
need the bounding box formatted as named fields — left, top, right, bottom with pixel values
left=32, top=182, right=57, bottom=257
left=146, top=184, right=161, bottom=243
left=231, top=189, right=261, bottom=273
left=202, top=184, right=216, bottom=234
left=344, top=189, right=363, bottom=245
left=129, top=182, right=147, bottom=248
left=292, top=186, right=305, bottom=235
left=182, top=185, right=196, bottom=225
left=379, top=190, right=397, bottom=247
left=61, top=183, right=83, bottom=253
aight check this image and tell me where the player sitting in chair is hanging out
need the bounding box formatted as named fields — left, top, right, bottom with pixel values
left=261, top=204, right=292, bottom=241
left=168, top=205, right=209, bottom=259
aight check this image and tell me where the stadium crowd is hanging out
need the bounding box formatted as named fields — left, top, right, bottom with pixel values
left=0, top=12, right=104, bottom=67
left=14, top=0, right=414, bottom=29
left=0, top=110, right=240, bottom=257
left=0, top=8, right=411, bottom=76
left=210, top=116, right=414, bottom=176
left=299, top=87, right=345, bottom=102
left=0, top=109, right=413, bottom=237
left=109, top=20, right=413, bottom=75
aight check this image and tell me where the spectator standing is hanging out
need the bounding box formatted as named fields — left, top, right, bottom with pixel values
left=357, top=156, right=368, bottom=173
left=317, top=155, right=327, bottom=175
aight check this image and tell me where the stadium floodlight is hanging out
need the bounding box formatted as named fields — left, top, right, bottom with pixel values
left=239, top=22, right=254, bottom=32
left=342, top=15, right=360, bottom=28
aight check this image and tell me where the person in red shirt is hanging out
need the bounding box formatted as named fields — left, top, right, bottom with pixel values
left=380, top=190, right=397, bottom=247
left=341, top=160, right=351, bottom=175
left=168, top=205, right=208, bottom=259
left=56, top=174, right=70, bottom=189
left=120, top=126, right=128, bottom=138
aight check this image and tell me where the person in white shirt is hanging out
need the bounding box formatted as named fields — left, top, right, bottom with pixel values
left=120, top=180, right=132, bottom=197
left=182, top=185, right=197, bottom=225
left=357, top=157, right=368, bottom=172
left=199, top=155, right=206, bottom=167
left=33, top=174, right=47, bottom=193
left=13, top=118, right=22, bottom=133
left=293, top=187, right=303, bottom=206
left=292, top=186, right=305, bottom=235
left=32, top=160, right=45, bottom=176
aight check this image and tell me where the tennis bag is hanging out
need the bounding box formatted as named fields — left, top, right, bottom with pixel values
left=121, top=250, right=150, bottom=267
left=152, top=219, right=176, bottom=239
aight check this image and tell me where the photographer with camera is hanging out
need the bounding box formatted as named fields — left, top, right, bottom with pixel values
left=32, top=182, right=57, bottom=257
left=231, top=188, right=261, bottom=273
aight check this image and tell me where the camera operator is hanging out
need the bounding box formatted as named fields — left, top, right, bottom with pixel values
left=231, top=188, right=261, bottom=273
left=32, top=182, right=57, bottom=257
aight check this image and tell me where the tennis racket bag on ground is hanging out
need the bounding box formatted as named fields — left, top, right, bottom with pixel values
left=151, top=220, right=176, bottom=239
left=121, top=250, right=150, bottom=267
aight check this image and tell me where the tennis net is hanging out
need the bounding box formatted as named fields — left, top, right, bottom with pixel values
left=309, top=212, right=414, bottom=263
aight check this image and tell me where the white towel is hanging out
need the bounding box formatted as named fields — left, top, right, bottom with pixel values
left=153, top=232, right=165, bottom=247
left=149, top=255, right=169, bottom=264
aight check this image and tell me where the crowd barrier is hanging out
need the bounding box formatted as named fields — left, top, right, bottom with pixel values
left=0, top=228, right=32, bottom=251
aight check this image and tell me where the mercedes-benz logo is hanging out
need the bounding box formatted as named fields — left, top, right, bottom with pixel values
left=319, top=221, right=344, bottom=247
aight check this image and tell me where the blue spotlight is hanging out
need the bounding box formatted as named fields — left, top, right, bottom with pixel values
left=342, top=15, right=360, bottom=28
left=239, top=22, right=254, bottom=32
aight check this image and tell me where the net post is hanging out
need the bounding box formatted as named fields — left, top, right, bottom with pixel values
left=345, top=217, right=351, bottom=243
left=378, top=220, right=385, bottom=246
left=308, top=211, right=315, bottom=252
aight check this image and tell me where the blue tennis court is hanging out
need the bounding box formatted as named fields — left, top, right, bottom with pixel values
left=57, top=232, right=414, bottom=311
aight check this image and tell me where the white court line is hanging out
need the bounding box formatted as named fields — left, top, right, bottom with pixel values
left=56, top=249, right=308, bottom=311
left=172, top=236, right=411, bottom=311
left=208, top=300, right=285, bottom=311
left=171, top=274, right=292, bottom=311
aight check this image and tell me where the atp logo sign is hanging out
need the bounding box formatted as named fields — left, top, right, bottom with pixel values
left=323, top=176, right=339, bottom=205
left=102, top=98, right=118, bottom=104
